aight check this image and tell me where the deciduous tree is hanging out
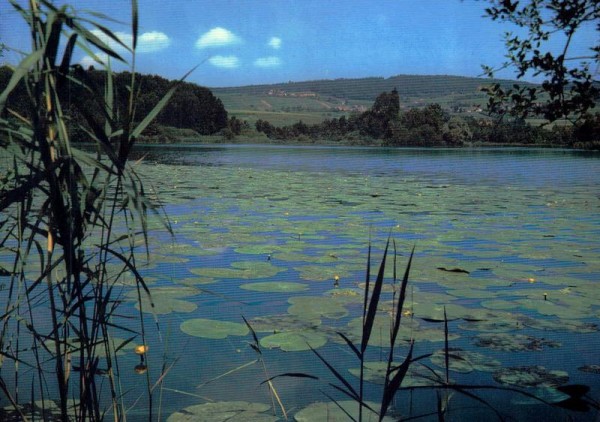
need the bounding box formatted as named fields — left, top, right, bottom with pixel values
left=480, top=0, right=599, bottom=123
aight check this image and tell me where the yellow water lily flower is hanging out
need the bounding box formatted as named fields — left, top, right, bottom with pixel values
left=134, top=344, right=149, bottom=355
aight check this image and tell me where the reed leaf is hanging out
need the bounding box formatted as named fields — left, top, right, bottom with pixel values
left=389, top=246, right=414, bottom=347
left=242, top=315, right=260, bottom=351
left=361, top=237, right=389, bottom=354
left=444, top=307, right=450, bottom=385
left=131, top=65, right=198, bottom=140
left=321, top=390, right=358, bottom=422
left=362, top=242, right=371, bottom=321
left=0, top=49, right=44, bottom=109
left=310, top=345, right=359, bottom=401
left=380, top=341, right=414, bottom=418
left=0, top=2, right=176, bottom=418
left=58, top=33, right=78, bottom=76
left=132, top=0, right=138, bottom=51
left=336, top=331, right=361, bottom=360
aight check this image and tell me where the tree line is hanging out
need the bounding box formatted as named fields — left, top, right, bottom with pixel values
left=253, top=89, right=599, bottom=149
left=0, top=66, right=228, bottom=141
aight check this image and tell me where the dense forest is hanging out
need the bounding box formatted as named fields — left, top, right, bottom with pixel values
left=0, top=66, right=228, bottom=141
left=252, top=89, right=600, bottom=149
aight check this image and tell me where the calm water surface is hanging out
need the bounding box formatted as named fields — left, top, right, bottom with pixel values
left=125, top=145, right=600, bottom=420
left=4, top=146, right=597, bottom=420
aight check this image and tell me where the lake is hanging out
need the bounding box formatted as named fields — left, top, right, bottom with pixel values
left=4, top=145, right=600, bottom=420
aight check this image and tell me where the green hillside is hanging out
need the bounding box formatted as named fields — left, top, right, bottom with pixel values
left=212, top=74, right=534, bottom=127
left=212, top=74, right=532, bottom=101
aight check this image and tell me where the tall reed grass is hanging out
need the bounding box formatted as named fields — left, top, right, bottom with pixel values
left=0, top=1, right=179, bottom=419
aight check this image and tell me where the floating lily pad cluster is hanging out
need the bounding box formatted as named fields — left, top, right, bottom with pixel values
left=348, top=361, right=447, bottom=387
left=130, top=150, right=599, bottom=416
left=180, top=318, right=249, bottom=339
left=294, top=400, right=395, bottom=421
left=126, top=286, right=200, bottom=315
left=492, top=366, right=569, bottom=388
left=474, top=333, right=561, bottom=352
left=190, top=261, right=284, bottom=280
left=259, top=330, right=327, bottom=352
left=430, top=348, right=501, bottom=373
left=167, top=401, right=276, bottom=422
left=240, top=281, right=309, bottom=293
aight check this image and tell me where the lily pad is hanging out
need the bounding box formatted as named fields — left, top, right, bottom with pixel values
left=294, top=265, right=351, bottom=282
left=126, top=286, right=200, bottom=315
left=180, top=318, right=249, bottom=339
left=273, top=251, right=340, bottom=264
left=246, top=314, right=321, bottom=333
left=357, top=282, right=396, bottom=293
left=167, top=401, right=275, bottom=422
left=240, top=282, right=309, bottom=293
left=337, top=315, right=421, bottom=347
left=259, top=330, right=327, bottom=351
left=190, top=261, right=284, bottom=280
left=474, top=333, right=561, bottom=352
left=480, top=299, right=519, bottom=310
left=348, top=361, right=447, bottom=387
left=324, top=288, right=364, bottom=304
left=510, top=387, right=570, bottom=405
left=430, top=348, right=501, bottom=373
left=578, top=364, right=600, bottom=374
left=517, top=315, right=599, bottom=333
left=493, top=366, right=569, bottom=388
left=415, top=302, right=489, bottom=322
left=515, top=298, right=593, bottom=320
left=294, top=400, right=394, bottom=422
left=458, top=319, right=519, bottom=333
left=288, top=296, right=348, bottom=319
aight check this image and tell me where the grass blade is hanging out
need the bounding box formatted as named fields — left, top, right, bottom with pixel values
left=267, top=379, right=288, bottom=420
left=196, top=359, right=258, bottom=389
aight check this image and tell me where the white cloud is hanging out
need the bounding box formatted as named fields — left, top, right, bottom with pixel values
left=254, top=56, right=282, bottom=68
left=268, top=37, right=282, bottom=49
left=89, top=29, right=170, bottom=54
left=137, top=31, right=171, bottom=52
left=196, top=27, right=241, bottom=49
left=209, top=55, right=240, bottom=68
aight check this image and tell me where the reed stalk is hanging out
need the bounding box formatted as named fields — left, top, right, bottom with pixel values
left=0, top=1, right=179, bottom=419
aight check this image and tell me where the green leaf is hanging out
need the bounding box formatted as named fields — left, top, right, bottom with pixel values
left=0, top=49, right=44, bottom=110
left=59, top=33, right=78, bottom=76
left=131, top=66, right=198, bottom=139
left=361, top=238, right=390, bottom=354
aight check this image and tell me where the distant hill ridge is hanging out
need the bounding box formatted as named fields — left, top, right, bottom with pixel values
left=212, top=74, right=536, bottom=101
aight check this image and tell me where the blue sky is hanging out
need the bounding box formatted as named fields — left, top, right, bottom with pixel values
left=1, top=1, right=597, bottom=87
